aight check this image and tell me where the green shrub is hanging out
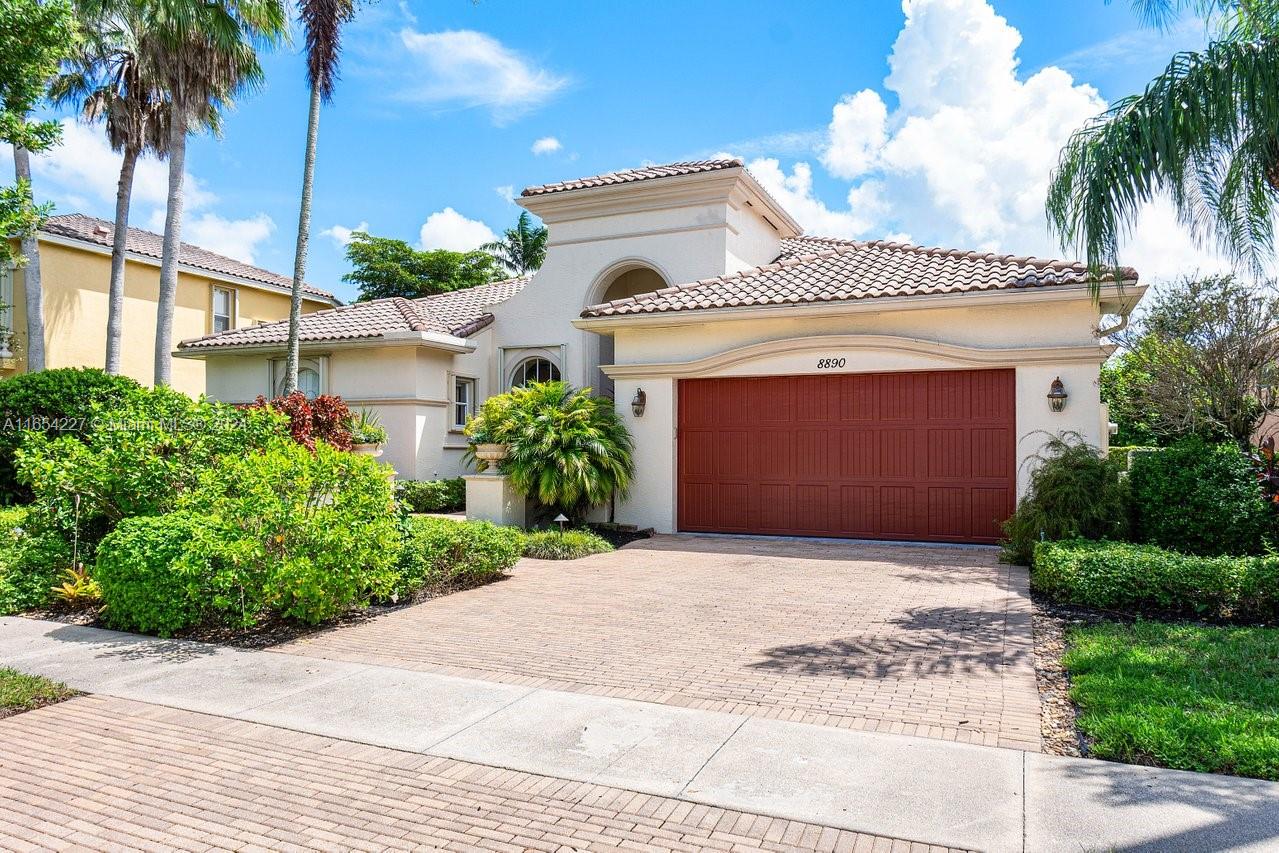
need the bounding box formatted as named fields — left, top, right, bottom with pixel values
left=16, top=386, right=286, bottom=547
left=1106, top=445, right=1159, bottom=472
left=0, top=368, right=141, bottom=504
left=181, top=440, right=401, bottom=625
left=93, top=513, right=208, bottom=636
left=1130, top=437, right=1271, bottom=556
left=1001, top=433, right=1129, bottom=565
left=465, top=381, right=633, bottom=521
left=396, top=478, right=465, bottom=513
left=0, top=506, right=71, bottom=615
left=1032, top=539, right=1279, bottom=622
left=392, top=516, right=524, bottom=597
left=523, top=529, right=614, bottom=560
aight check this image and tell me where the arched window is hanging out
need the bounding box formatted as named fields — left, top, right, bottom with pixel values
left=511, top=357, right=560, bottom=387
left=275, top=366, right=322, bottom=399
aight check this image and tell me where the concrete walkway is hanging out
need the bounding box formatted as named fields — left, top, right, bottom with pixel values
left=4, top=616, right=1279, bottom=852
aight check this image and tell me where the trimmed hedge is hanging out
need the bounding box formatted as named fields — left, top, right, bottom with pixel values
left=1106, top=445, right=1159, bottom=472
left=392, top=516, right=523, bottom=597
left=396, top=478, right=465, bottom=514
left=0, top=368, right=141, bottom=504
left=1129, top=438, right=1272, bottom=556
left=1032, top=539, right=1279, bottom=622
left=523, top=529, right=614, bottom=560
left=94, top=513, right=207, bottom=636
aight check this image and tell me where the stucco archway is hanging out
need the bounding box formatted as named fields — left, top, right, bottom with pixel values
left=586, top=259, right=670, bottom=397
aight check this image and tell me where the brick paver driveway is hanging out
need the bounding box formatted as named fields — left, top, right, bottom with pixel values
left=283, top=535, right=1041, bottom=751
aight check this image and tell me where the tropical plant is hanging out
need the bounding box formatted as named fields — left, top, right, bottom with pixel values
left=1047, top=0, right=1279, bottom=277
left=145, top=0, right=286, bottom=386
left=465, top=381, right=634, bottom=520
left=522, top=528, right=613, bottom=560
left=1001, top=432, right=1130, bottom=565
left=50, top=0, right=172, bottom=375
left=1113, top=274, right=1279, bottom=446
left=343, top=231, right=503, bottom=301
left=282, top=0, right=355, bottom=394
left=481, top=211, right=547, bottom=275
left=0, top=0, right=80, bottom=369
left=347, top=408, right=386, bottom=445
left=247, top=391, right=351, bottom=450
left=51, top=564, right=101, bottom=607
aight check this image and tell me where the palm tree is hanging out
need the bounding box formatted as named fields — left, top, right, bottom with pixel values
left=51, top=0, right=170, bottom=375
left=145, top=0, right=285, bottom=386
left=1047, top=1, right=1279, bottom=281
left=481, top=211, right=547, bottom=276
left=282, top=0, right=353, bottom=395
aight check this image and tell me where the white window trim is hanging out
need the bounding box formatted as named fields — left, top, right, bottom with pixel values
left=450, top=374, right=476, bottom=432
left=268, top=355, right=328, bottom=399
left=212, top=286, right=236, bottom=333
left=498, top=344, right=567, bottom=391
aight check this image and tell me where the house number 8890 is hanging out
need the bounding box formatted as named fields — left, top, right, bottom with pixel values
left=816, top=358, right=846, bottom=369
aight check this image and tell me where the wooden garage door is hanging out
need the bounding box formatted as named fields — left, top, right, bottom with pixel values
left=677, top=369, right=1016, bottom=544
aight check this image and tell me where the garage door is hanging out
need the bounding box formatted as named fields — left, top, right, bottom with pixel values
left=677, top=369, right=1016, bottom=544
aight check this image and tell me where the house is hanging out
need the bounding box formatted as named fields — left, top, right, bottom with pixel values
left=4, top=214, right=340, bottom=396
left=181, top=158, right=1146, bottom=544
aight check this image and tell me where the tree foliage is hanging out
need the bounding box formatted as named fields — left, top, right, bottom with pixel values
left=481, top=211, right=547, bottom=275
left=1048, top=1, right=1279, bottom=275
left=1112, top=274, right=1279, bottom=446
left=343, top=231, right=503, bottom=301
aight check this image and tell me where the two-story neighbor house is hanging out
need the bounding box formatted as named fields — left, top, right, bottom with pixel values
left=179, top=158, right=1144, bottom=544
left=5, top=214, right=339, bottom=396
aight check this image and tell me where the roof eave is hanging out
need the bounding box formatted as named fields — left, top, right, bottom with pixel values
left=175, top=329, right=477, bottom=359
left=573, top=279, right=1145, bottom=331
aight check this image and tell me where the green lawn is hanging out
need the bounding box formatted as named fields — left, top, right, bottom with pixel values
left=1065, top=621, right=1279, bottom=780
left=0, top=667, right=75, bottom=719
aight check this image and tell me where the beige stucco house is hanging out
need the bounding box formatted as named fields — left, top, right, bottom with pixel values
left=181, top=158, right=1145, bottom=544
left=4, top=214, right=339, bottom=396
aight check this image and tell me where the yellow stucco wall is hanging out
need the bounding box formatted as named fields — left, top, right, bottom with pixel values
left=4, top=238, right=333, bottom=396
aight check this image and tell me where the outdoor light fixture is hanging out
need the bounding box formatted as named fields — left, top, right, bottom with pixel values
left=1047, top=376, right=1068, bottom=412
left=631, top=387, right=647, bottom=417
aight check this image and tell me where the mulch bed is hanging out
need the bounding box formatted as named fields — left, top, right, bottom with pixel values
left=25, top=575, right=508, bottom=651
left=1030, top=596, right=1121, bottom=757
left=586, top=523, right=652, bottom=549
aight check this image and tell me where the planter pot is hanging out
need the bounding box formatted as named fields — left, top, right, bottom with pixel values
left=351, top=442, right=384, bottom=458
left=474, top=442, right=510, bottom=466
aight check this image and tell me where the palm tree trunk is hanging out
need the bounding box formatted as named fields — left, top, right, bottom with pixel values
left=107, top=146, right=139, bottom=375
left=12, top=146, right=45, bottom=372
left=154, top=110, right=188, bottom=387
left=285, top=84, right=322, bottom=395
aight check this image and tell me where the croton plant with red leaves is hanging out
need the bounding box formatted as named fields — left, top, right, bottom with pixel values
left=247, top=392, right=353, bottom=451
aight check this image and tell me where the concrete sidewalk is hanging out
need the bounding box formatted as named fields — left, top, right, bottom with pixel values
left=4, top=616, right=1278, bottom=852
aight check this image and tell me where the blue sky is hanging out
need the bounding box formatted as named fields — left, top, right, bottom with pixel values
left=18, top=0, right=1219, bottom=302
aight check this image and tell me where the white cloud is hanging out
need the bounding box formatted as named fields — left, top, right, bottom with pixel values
left=320, top=221, right=370, bottom=249
left=531, top=136, right=562, bottom=155
left=418, top=207, right=496, bottom=251
left=821, top=91, right=887, bottom=179
left=19, top=119, right=216, bottom=212
left=742, top=0, right=1223, bottom=283
left=145, top=210, right=276, bottom=264
left=395, top=29, right=568, bottom=123
left=494, top=185, right=516, bottom=204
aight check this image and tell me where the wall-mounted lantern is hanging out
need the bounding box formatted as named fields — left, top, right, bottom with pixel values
left=1047, top=376, right=1068, bottom=412
left=631, top=387, right=647, bottom=417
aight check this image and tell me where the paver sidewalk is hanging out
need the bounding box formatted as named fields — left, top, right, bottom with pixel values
left=5, top=616, right=1279, bottom=852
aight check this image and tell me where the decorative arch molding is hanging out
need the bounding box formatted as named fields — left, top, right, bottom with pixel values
left=585, top=256, right=674, bottom=308
left=601, top=333, right=1112, bottom=379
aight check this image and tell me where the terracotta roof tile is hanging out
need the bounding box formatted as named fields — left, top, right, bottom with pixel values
left=581, top=237, right=1138, bottom=319
left=521, top=159, right=742, bottom=197
left=41, top=213, right=338, bottom=301
left=178, top=276, right=528, bottom=350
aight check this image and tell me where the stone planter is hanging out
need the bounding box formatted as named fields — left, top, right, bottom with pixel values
left=474, top=442, right=510, bottom=468
left=351, top=442, right=384, bottom=457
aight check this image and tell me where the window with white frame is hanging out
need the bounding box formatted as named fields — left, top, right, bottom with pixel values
left=212, top=286, right=235, bottom=333
left=452, top=376, right=475, bottom=430
left=271, top=357, right=324, bottom=399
